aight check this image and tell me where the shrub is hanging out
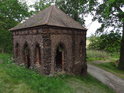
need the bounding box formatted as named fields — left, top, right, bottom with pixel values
left=88, top=32, right=121, bottom=53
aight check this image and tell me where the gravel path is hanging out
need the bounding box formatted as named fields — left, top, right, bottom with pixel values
left=88, top=64, right=124, bottom=93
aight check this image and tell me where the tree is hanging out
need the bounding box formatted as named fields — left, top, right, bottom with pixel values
left=89, top=32, right=121, bottom=53
left=85, top=0, right=124, bottom=69
left=30, top=0, right=51, bottom=14
left=0, top=0, right=30, bottom=53
left=56, top=0, right=87, bottom=24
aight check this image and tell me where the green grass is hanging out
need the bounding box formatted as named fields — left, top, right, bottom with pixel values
left=91, top=62, right=124, bottom=80
left=65, top=75, right=115, bottom=93
left=0, top=53, right=12, bottom=63
left=0, top=53, right=115, bottom=93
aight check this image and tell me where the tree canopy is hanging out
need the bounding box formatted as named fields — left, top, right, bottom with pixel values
left=85, top=0, right=124, bottom=69
left=88, top=32, right=121, bottom=53
left=85, top=0, right=124, bottom=33
left=0, top=0, right=30, bottom=53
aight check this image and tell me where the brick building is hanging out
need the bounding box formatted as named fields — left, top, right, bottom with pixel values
left=10, top=5, right=87, bottom=75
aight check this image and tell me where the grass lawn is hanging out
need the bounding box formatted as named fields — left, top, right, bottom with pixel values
left=0, top=53, right=115, bottom=93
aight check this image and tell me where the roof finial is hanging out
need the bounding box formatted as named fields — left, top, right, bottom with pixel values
left=51, top=0, right=56, bottom=5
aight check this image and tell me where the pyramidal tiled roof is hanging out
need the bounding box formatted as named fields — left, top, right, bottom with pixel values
left=10, top=5, right=87, bottom=31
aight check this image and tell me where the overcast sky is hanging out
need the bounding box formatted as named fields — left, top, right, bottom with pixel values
left=24, top=0, right=103, bottom=37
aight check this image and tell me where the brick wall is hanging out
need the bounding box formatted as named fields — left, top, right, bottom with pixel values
left=12, top=26, right=87, bottom=75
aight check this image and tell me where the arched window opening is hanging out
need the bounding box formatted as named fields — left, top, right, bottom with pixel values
left=15, top=43, right=19, bottom=57
left=55, top=43, right=65, bottom=72
left=35, top=44, right=41, bottom=65
left=23, top=43, right=31, bottom=68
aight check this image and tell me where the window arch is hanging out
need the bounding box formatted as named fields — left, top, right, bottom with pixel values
left=55, top=43, right=65, bottom=72
left=34, top=43, right=41, bottom=65
left=15, top=43, right=19, bottom=57
left=23, top=42, right=31, bottom=68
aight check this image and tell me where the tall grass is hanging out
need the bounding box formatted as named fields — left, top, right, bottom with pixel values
left=87, top=49, right=119, bottom=62
left=87, top=50, right=111, bottom=61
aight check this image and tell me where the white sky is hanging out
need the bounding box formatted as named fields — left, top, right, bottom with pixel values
left=24, top=0, right=102, bottom=37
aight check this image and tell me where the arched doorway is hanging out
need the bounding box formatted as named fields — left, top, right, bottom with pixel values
left=34, top=44, right=41, bottom=65
left=55, top=43, right=65, bottom=72
left=23, top=43, right=31, bottom=68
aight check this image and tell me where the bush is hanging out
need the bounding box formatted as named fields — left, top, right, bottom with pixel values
left=88, top=32, right=121, bottom=53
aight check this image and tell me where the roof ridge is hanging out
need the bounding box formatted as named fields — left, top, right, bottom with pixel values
left=10, top=5, right=87, bottom=31
left=55, top=6, right=83, bottom=27
left=45, top=6, right=54, bottom=24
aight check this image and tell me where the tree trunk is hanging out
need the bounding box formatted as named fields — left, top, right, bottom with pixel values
left=118, top=22, right=124, bottom=70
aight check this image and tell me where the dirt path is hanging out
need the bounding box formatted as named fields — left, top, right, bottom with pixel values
left=88, top=64, right=124, bottom=93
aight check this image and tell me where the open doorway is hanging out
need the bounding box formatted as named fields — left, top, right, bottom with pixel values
left=35, top=44, right=41, bottom=65
left=23, top=43, right=31, bottom=68
left=55, top=43, right=65, bottom=72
